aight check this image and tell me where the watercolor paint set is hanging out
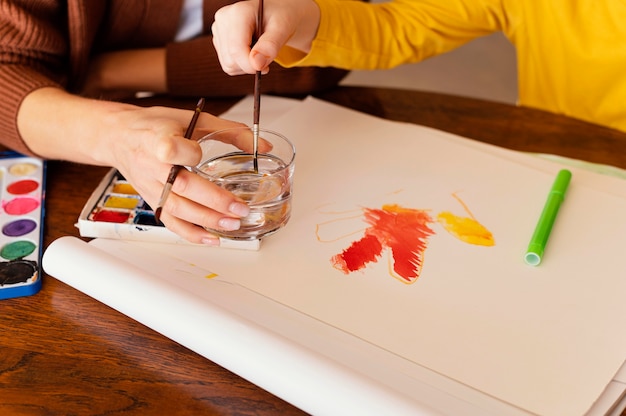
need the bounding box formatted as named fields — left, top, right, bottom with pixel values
left=77, top=168, right=260, bottom=250
left=0, top=151, right=46, bottom=300
left=77, top=168, right=186, bottom=244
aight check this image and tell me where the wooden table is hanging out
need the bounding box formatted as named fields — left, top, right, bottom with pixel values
left=1, top=87, right=625, bottom=415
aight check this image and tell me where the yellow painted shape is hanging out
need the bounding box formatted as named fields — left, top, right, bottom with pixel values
left=437, top=211, right=495, bottom=246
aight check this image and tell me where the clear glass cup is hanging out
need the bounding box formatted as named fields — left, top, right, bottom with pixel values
left=192, top=127, right=295, bottom=240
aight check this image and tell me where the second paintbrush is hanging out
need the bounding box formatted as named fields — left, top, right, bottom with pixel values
left=154, top=97, right=205, bottom=222
left=252, top=0, right=264, bottom=172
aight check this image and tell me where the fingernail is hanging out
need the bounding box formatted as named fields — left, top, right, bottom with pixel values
left=218, top=217, right=241, bottom=231
left=251, top=50, right=271, bottom=70
left=229, top=201, right=250, bottom=217
left=201, top=237, right=220, bottom=246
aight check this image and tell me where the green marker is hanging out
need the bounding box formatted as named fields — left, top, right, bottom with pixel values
left=524, top=169, right=572, bottom=266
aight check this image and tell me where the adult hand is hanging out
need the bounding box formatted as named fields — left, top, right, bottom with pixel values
left=18, top=88, right=252, bottom=245
left=104, top=106, right=255, bottom=245
left=212, top=0, right=320, bottom=75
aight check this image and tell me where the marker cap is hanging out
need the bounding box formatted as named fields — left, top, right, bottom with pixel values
left=524, top=244, right=543, bottom=266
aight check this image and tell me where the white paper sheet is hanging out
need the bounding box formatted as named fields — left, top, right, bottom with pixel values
left=44, top=97, right=626, bottom=416
left=219, top=97, right=626, bottom=416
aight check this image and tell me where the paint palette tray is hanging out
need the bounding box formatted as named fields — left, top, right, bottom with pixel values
left=77, top=168, right=260, bottom=250
left=0, top=151, right=46, bottom=300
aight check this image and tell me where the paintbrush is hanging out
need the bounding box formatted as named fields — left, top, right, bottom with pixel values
left=154, top=97, right=205, bottom=222
left=252, top=0, right=264, bottom=172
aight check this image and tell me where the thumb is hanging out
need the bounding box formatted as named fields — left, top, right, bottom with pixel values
left=249, top=32, right=286, bottom=72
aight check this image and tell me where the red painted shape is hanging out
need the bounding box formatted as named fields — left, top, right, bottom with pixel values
left=332, top=205, right=435, bottom=283
left=332, top=233, right=383, bottom=273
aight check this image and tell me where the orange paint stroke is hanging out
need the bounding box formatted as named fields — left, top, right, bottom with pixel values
left=331, top=204, right=435, bottom=284
left=315, top=213, right=366, bottom=243
left=315, top=203, right=363, bottom=216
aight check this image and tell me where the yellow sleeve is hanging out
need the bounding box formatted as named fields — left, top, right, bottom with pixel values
left=276, top=0, right=507, bottom=70
left=277, top=0, right=626, bottom=134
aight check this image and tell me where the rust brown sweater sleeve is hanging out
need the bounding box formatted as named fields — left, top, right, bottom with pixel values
left=165, top=36, right=349, bottom=97
left=0, top=0, right=69, bottom=155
